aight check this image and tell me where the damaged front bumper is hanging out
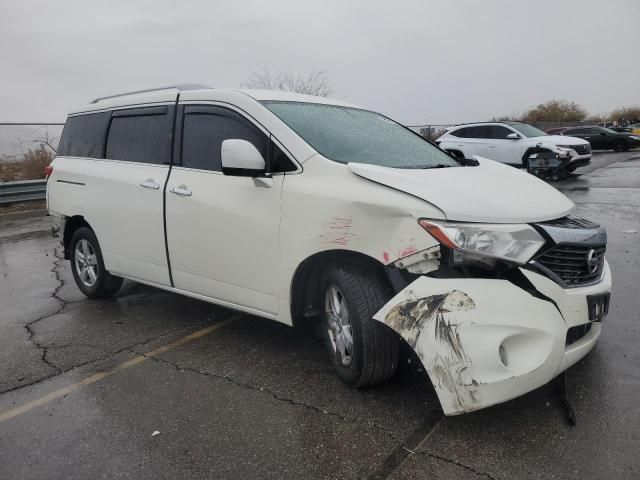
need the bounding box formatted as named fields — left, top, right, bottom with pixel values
left=373, top=261, right=611, bottom=415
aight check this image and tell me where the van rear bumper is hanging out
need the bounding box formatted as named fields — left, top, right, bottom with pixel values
left=373, top=261, right=611, bottom=415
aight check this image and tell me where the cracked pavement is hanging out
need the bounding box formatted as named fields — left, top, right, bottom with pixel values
left=0, top=151, right=639, bottom=479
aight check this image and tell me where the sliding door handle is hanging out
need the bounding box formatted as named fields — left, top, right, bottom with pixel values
left=169, top=186, right=192, bottom=197
left=139, top=179, right=160, bottom=190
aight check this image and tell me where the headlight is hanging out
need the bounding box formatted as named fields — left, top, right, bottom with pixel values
left=630, top=136, right=640, bottom=140
left=555, top=147, right=573, bottom=158
left=419, top=220, right=546, bottom=266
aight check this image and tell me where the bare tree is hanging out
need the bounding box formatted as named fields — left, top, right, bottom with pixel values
left=521, top=100, right=587, bottom=123
left=243, top=67, right=332, bottom=97
left=21, top=144, right=54, bottom=180
left=14, top=128, right=59, bottom=156
left=32, top=130, right=59, bottom=154
left=609, top=106, right=640, bottom=123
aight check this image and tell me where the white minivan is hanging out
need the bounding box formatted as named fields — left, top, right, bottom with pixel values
left=47, top=85, right=611, bottom=415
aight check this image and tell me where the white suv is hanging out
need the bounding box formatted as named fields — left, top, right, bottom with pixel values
left=437, top=121, right=591, bottom=175
left=47, top=86, right=611, bottom=415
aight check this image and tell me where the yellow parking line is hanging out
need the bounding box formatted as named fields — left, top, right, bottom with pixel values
left=0, top=315, right=240, bottom=424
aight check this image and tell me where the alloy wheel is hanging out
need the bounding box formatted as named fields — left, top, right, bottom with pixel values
left=325, top=285, right=354, bottom=366
left=74, top=239, right=98, bottom=287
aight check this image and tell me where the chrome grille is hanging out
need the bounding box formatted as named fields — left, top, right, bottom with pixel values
left=534, top=245, right=606, bottom=287
left=564, top=144, right=591, bottom=155
left=538, top=216, right=599, bottom=230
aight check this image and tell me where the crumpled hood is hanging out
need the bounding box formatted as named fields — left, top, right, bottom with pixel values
left=348, top=157, right=574, bottom=223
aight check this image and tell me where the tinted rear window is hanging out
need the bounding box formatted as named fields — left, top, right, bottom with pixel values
left=57, top=112, right=110, bottom=158
left=106, top=106, right=173, bottom=164
left=451, top=126, right=491, bottom=138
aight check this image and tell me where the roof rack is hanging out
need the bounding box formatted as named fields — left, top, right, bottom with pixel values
left=91, top=84, right=212, bottom=104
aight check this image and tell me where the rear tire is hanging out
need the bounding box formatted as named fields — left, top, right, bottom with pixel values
left=321, top=262, right=399, bottom=387
left=70, top=227, right=122, bottom=299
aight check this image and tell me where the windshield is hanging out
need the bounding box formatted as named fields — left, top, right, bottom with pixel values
left=262, top=101, right=459, bottom=169
left=507, top=122, right=548, bottom=138
left=601, top=127, right=617, bottom=134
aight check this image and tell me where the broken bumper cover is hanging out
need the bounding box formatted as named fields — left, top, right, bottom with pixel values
left=373, top=261, right=611, bottom=415
left=567, top=155, right=591, bottom=171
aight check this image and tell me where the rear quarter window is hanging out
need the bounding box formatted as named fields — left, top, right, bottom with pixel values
left=57, top=112, right=111, bottom=158
left=451, top=126, right=489, bottom=139
left=450, top=127, right=468, bottom=138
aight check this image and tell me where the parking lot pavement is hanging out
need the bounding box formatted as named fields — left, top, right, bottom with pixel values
left=1, top=153, right=639, bottom=479
left=575, top=149, right=635, bottom=175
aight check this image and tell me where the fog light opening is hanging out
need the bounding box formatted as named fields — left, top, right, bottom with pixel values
left=499, top=344, right=508, bottom=367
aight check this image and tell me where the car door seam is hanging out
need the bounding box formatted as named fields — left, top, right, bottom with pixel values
left=163, top=93, right=181, bottom=287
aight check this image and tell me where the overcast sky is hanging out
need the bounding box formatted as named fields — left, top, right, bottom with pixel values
left=1, top=0, right=638, bottom=124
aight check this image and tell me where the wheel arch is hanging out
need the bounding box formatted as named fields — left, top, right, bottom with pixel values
left=289, top=249, right=392, bottom=329
left=62, top=215, right=92, bottom=259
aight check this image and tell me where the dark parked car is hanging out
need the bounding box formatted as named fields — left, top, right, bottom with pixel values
left=608, top=126, right=633, bottom=133
left=562, top=126, right=640, bottom=151
left=545, top=127, right=569, bottom=135
left=598, top=122, right=634, bottom=133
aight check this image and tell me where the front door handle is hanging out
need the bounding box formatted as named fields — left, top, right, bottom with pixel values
left=140, top=179, right=160, bottom=190
left=169, top=186, right=192, bottom=197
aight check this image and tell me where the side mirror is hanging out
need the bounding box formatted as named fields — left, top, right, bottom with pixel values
left=506, top=132, right=521, bottom=140
left=221, top=139, right=267, bottom=177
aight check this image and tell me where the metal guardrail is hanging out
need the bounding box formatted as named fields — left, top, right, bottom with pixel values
left=0, top=179, right=46, bottom=205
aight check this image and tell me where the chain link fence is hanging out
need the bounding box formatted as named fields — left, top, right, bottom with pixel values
left=0, top=123, right=64, bottom=182
left=406, top=124, right=455, bottom=141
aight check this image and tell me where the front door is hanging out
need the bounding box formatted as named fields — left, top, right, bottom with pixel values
left=582, top=127, right=607, bottom=149
left=485, top=125, right=524, bottom=165
left=165, top=105, right=283, bottom=316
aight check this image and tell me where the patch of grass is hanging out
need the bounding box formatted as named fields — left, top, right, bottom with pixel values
left=0, top=162, right=24, bottom=182
left=0, top=144, right=54, bottom=182
left=0, top=200, right=47, bottom=215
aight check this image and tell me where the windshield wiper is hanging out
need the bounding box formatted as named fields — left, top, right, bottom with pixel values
left=398, top=164, right=453, bottom=169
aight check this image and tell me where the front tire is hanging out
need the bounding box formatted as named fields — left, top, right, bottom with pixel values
left=613, top=141, right=629, bottom=152
left=70, top=227, right=122, bottom=298
left=321, top=263, right=399, bottom=387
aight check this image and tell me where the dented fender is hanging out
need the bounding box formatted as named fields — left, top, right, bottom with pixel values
left=373, top=276, right=567, bottom=415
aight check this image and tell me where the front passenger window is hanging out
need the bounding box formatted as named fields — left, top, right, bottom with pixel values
left=489, top=126, right=513, bottom=139
left=181, top=107, right=268, bottom=171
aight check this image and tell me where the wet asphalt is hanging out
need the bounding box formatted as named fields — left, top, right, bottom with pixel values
left=0, top=151, right=638, bottom=479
